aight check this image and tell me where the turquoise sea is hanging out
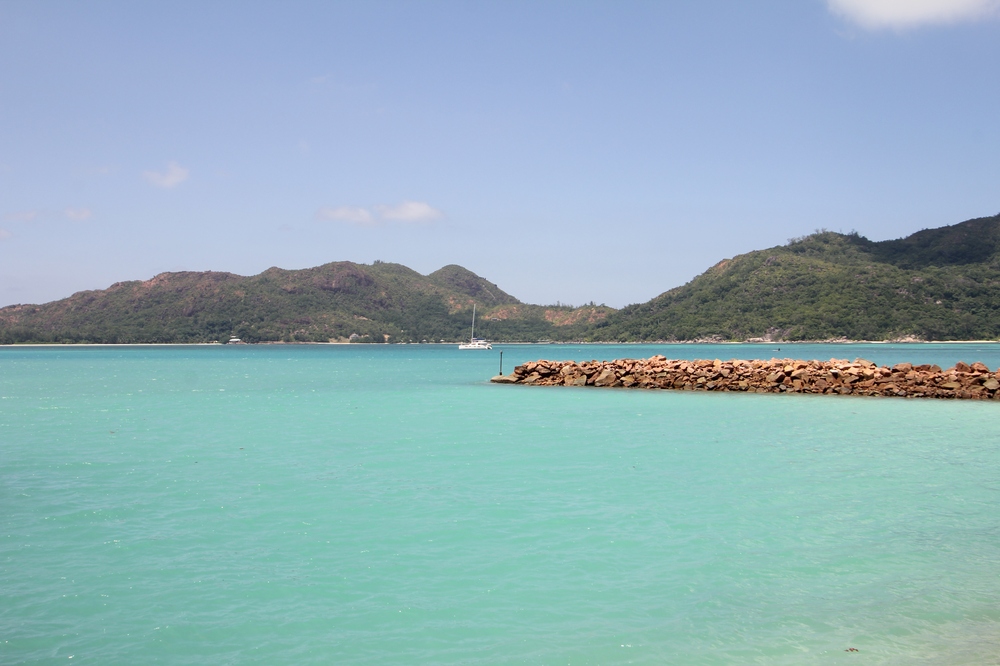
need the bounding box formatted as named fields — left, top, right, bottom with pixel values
left=2, top=343, right=999, bottom=665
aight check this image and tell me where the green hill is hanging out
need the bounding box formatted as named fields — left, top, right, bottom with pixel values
left=5, top=213, right=1000, bottom=344
left=0, top=261, right=612, bottom=344
left=591, top=213, right=1000, bottom=342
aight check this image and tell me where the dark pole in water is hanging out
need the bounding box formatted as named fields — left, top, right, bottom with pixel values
left=499, top=350, right=503, bottom=375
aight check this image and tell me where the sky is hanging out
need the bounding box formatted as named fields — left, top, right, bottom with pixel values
left=1, top=0, right=998, bottom=309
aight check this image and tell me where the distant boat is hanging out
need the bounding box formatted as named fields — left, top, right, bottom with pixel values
left=458, top=304, right=492, bottom=350
left=227, top=337, right=244, bottom=344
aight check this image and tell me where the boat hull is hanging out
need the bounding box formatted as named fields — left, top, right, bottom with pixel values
left=459, top=304, right=491, bottom=348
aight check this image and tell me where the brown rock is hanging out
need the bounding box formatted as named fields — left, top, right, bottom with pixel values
left=501, top=356, right=1000, bottom=401
left=593, top=369, right=619, bottom=387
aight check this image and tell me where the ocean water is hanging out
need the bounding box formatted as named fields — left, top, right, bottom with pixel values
left=2, top=343, right=999, bottom=665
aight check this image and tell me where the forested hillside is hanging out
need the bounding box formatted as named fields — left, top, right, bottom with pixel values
left=590, top=213, right=1000, bottom=342
left=4, top=213, right=1000, bottom=344
left=0, top=261, right=611, bottom=344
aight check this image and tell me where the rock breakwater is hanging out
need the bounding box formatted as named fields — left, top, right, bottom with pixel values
left=491, top=357, right=1000, bottom=400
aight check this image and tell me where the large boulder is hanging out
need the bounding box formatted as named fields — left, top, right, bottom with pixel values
left=593, top=369, right=619, bottom=387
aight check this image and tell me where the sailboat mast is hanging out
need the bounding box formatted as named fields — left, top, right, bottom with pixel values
left=470, top=303, right=475, bottom=341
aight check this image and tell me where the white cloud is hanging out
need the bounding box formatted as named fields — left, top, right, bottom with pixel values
left=828, top=0, right=1000, bottom=29
left=143, top=161, right=190, bottom=189
left=0, top=229, right=11, bottom=240
left=317, top=200, right=444, bottom=226
left=64, top=207, right=93, bottom=221
left=374, top=201, right=444, bottom=222
left=4, top=210, right=38, bottom=222
left=316, top=206, right=375, bottom=225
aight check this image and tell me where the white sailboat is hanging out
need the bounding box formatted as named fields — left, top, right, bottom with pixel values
left=458, top=304, right=492, bottom=350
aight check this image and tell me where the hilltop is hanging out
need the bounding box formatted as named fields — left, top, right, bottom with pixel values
left=3, top=213, right=1000, bottom=344
left=590, top=213, right=1000, bottom=342
left=0, top=262, right=612, bottom=344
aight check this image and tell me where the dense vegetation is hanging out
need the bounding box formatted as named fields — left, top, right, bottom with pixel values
left=590, top=213, right=1000, bottom=342
left=4, top=213, right=1000, bottom=344
left=0, top=261, right=611, bottom=344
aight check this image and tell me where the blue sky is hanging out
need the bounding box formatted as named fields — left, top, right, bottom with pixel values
left=1, top=1, right=998, bottom=308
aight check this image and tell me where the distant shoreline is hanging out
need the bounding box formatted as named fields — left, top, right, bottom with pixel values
left=3, top=340, right=1000, bottom=348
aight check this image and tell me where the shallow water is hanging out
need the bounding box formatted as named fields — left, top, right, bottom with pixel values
left=2, top=344, right=999, bottom=664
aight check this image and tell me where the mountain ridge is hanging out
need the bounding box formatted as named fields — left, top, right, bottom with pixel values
left=0, top=261, right=610, bottom=344
left=3, top=212, right=1000, bottom=344
left=591, top=212, right=1000, bottom=342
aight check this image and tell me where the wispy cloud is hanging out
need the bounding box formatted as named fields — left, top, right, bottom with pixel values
left=828, top=0, right=1000, bottom=29
left=64, top=207, right=93, bottom=221
left=374, top=201, right=444, bottom=222
left=4, top=208, right=94, bottom=223
left=143, top=161, right=190, bottom=189
left=4, top=210, right=39, bottom=222
left=316, top=206, right=376, bottom=225
left=316, top=200, right=444, bottom=226
left=0, top=229, right=11, bottom=241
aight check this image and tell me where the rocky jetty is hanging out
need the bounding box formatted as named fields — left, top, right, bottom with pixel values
left=491, top=356, right=1000, bottom=400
